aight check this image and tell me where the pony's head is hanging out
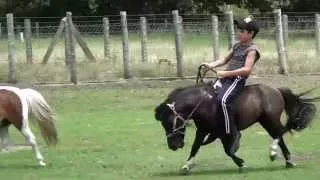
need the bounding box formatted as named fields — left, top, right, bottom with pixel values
left=155, top=85, right=214, bottom=151
left=155, top=101, right=186, bottom=151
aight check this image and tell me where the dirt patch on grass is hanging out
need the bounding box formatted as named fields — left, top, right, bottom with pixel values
left=16, top=74, right=319, bottom=91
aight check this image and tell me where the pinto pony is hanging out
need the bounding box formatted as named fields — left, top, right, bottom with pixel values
left=0, top=86, right=58, bottom=166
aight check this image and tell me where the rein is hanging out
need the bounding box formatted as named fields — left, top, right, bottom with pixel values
left=166, top=95, right=204, bottom=138
left=165, top=64, right=217, bottom=138
left=196, top=64, right=218, bottom=85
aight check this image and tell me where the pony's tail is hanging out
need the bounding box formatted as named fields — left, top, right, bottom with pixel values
left=22, top=89, right=58, bottom=145
left=278, top=87, right=319, bottom=133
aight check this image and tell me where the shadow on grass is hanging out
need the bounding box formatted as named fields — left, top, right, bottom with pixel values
left=0, top=163, right=41, bottom=169
left=152, top=165, right=306, bottom=177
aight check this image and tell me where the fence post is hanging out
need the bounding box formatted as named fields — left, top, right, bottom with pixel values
left=16, top=25, right=22, bottom=41
left=24, top=19, right=33, bottom=64
left=65, top=12, right=77, bottom=84
left=212, top=15, right=219, bottom=61
left=315, top=14, right=320, bottom=60
left=226, top=11, right=235, bottom=49
left=64, top=19, right=69, bottom=65
left=42, top=18, right=65, bottom=64
left=103, top=17, right=111, bottom=61
left=120, top=11, right=132, bottom=79
left=164, top=19, right=168, bottom=29
left=172, top=10, right=184, bottom=78
left=282, top=14, right=289, bottom=47
left=70, top=24, right=96, bottom=62
left=140, top=17, right=148, bottom=63
left=274, top=9, right=288, bottom=75
left=0, top=23, right=2, bottom=39
left=35, top=22, right=40, bottom=38
left=7, top=13, right=16, bottom=83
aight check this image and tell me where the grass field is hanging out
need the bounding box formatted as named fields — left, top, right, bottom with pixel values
left=0, top=77, right=319, bottom=180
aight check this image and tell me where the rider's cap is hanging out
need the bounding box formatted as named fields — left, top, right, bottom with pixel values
left=234, top=16, right=259, bottom=37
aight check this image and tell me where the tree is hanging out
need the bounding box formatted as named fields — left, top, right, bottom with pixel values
left=0, top=0, right=319, bottom=17
left=289, top=0, right=320, bottom=12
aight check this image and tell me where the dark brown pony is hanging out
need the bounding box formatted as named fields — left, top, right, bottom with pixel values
left=0, top=86, right=58, bottom=167
left=155, top=71, right=319, bottom=174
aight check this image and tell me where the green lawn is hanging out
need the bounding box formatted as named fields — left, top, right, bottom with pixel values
left=0, top=79, right=320, bottom=180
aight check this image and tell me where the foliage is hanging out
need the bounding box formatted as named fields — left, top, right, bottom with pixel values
left=1, top=0, right=320, bottom=17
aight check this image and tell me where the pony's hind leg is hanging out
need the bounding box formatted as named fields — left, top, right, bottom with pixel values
left=258, top=115, right=282, bottom=160
left=0, top=125, right=12, bottom=151
left=259, top=116, right=296, bottom=167
left=269, top=136, right=296, bottom=168
left=278, top=137, right=296, bottom=168
left=270, top=138, right=279, bottom=161
left=20, top=123, right=46, bottom=167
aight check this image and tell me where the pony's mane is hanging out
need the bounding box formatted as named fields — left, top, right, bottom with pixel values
left=167, top=84, right=206, bottom=101
left=167, top=85, right=193, bottom=100
left=155, top=84, right=207, bottom=121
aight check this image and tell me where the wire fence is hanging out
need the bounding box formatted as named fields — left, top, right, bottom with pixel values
left=0, top=12, right=317, bottom=37
left=0, top=11, right=319, bottom=84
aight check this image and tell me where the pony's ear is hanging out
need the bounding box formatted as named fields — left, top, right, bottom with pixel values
left=154, top=102, right=170, bottom=121
left=166, top=102, right=175, bottom=111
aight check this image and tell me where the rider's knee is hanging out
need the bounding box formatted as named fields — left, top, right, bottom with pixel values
left=217, top=99, right=228, bottom=107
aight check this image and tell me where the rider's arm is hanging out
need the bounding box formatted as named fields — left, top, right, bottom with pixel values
left=206, top=51, right=233, bottom=68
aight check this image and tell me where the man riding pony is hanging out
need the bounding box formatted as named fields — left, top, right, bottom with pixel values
left=202, top=16, right=260, bottom=153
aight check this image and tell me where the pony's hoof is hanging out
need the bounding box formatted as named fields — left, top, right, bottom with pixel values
left=180, top=166, right=191, bottom=176
left=286, top=161, right=296, bottom=168
left=239, top=165, right=248, bottom=173
left=270, top=154, right=277, bottom=161
left=39, top=161, right=46, bottom=167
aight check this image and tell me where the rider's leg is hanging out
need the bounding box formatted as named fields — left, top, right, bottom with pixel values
left=216, top=77, right=245, bottom=153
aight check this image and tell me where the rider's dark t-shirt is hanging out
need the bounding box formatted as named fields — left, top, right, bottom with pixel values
left=225, top=42, right=260, bottom=75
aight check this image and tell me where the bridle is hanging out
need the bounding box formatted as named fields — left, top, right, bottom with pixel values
left=165, top=97, right=204, bottom=138
left=165, top=64, right=217, bottom=138
left=196, top=64, right=218, bottom=85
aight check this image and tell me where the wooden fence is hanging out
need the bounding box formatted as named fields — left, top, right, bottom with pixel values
left=4, top=9, right=320, bottom=84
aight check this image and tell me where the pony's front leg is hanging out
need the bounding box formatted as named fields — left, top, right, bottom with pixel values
left=21, top=124, right=46, bottom=167
left=181, top=131, right=216, bottom=175
left=221, top=135, right=246, bottom=172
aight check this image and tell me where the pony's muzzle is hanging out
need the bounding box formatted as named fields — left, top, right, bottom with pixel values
left=168, top=141, right=184, bottom=151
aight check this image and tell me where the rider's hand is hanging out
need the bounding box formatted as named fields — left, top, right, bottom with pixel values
left=201, top=63, right=214, bottom=72
left=201, top=62, right=212, bottom=67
